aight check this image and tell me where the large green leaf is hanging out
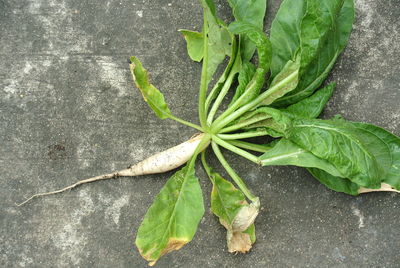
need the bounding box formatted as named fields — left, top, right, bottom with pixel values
left=308, top=121, right=400, bottom=193
left=260, top=118, right=400, bottom=195
left=260, top=139, right=343, bottom=177
left=269, top=0, right=305, bottom=77
left=259, top=138, right=361, bottom=195
left=350, top=122, right=400, bottom=190
left=284, top=83, right=336, bottom=119
left=277, top=0, right=347, bottom=106
left=135, top=164, right=204, bottom=266
left=130, top=56, right=172, bottom=119
left=307, top=168, right=360, bottom=195
left=178, top=30, right=204, bottom=62
left=270, top=0, right=355, bottom=106
left=310, top=120, right=392, bottom=188
left=287, top=119, right=383, bottom=188
left=298, top=1, right=345, bottom=69
left=227, top=0, right=268, bottom=62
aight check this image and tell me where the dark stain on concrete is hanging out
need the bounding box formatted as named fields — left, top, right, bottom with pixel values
left=48, top=143, right=67, bottom=160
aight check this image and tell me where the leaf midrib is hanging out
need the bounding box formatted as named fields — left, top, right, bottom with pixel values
left=261, top=149, right=305, bottom=164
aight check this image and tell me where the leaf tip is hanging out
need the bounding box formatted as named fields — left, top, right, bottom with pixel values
left=130, top=56, right=137, bottom=63
left=137, top=237, right=190, bottom=266
left=161, top=237, right=189, bottom=256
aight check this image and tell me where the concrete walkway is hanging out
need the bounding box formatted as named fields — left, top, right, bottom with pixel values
left=1, top=0, right=399, bottom=267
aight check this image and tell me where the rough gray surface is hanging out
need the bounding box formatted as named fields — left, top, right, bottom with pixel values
left=1, top=0, right=399, bottom=267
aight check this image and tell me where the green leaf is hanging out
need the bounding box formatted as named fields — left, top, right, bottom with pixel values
left=200, top=0, right=233, bottom=85
left=287, top=119, right=382, bottom=188
left=227, top=0, right=268, bottom=62
left=209, top=170, right=246, bottom=225
left=204, top=28, right=240, bottom=114
left=270, top=0, right=355, bottom=106
left=130, top=56, right=172, bottom=119
left=229, top=22, right=272, bottom=71
left=298, top=1, right=345, bottom=69
left=227, top=22, right=272, bottom=107
left=269, top=0, right=305, bottom=77
left=259, top=138, right=361, bottom=195
left=260, top=139, right=343, bottom=177
left=242, top=224, right=256, bottom=244
left=244, top=123, right=284, bottom=138
left=307, top=168, right=360, bottom=195
left=305, top=121, right=393, bottom=190
left=206, top=25, right=232, bottom=85
left=179, top=30, right=204, bottom=62
left=227, top=0, right=267, bottom=28
left=284, top=83, right=336, bottom=119
left=337, top=0, right=356, bottom=51
left=259, top=57, right=300, bottom=106
left=232, top=68, right=266, bottom=108
left=229, top=62, right=256, bottom=105
left=202, top=0, right=217, bottom=15
left=273, top=119, right=400, bottom=195
left=350, top=122, right=400, bottom=190
left=237, top=107, right=291, bottom=135
left=135, top=164, right=204, bottom=266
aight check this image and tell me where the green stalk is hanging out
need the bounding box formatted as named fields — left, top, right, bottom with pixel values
left=211, top=69, right=299, bottom=132
left=204, top=37, right=237, bottom=114
left=213, top=68, right=264, bottom=128
left=219, top=114, right=271, bottom=133
left=206, top=68, right=237, bottom=125
left=211, top=141, right=258, bottom=203
left=200, top=151, right=217, bottom=186
left=198, top=13, right=210, bottom=129
left=217, top=130, right=269, bottom=140
left=227, top=140, right=269, bottom=153
left=205, top=73, right=229, bottom=114
left=169, top=115, right=203, bottom=132
left=201, top=151, right=212, bottom=176
left=212, top=135, right=259, bottom=164
left=187, top=133, right=212, bottom=170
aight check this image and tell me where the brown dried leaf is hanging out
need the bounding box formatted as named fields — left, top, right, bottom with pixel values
left=231, top=201, right=259, bottom=232
left=358, top=183, right=400, bottom=194
left=227, top=230, right=252, bottom=253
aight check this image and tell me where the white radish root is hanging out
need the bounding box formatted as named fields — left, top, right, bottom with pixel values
left=18, top=133, right=208, bottom=206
